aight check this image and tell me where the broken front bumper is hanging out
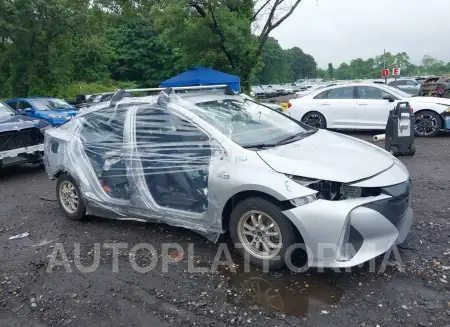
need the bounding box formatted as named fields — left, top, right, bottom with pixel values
left=0, top=144, right=44, bottom=166
left=282, top=184, right=413, bottom=269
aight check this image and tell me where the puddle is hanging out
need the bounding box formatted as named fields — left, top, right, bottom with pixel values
left=219, top=266, right=342, bottom=317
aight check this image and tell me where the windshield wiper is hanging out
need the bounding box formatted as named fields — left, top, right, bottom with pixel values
left=242, top=143, right=277, bottom=149
left=275, top=129, right=317, bottom=145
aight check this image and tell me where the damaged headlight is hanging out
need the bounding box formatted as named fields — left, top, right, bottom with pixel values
left=287, top=175, right=379, bottom=201
left=290, top=194, right=317, bottom=207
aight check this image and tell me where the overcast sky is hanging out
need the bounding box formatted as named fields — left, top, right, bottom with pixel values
left=270, top=0, right=449, bottom=68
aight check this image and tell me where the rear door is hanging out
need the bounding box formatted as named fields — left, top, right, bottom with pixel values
left=355, top=86, right=398, bottom=129
left=313, top=86, right=358, bottom=128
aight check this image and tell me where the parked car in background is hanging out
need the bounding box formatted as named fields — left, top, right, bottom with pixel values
left=388, top=78, right=421, bottom=95
left=418, top=76, right=450, bottom=98
left=82, top=92, right=114, bottom=107
left=45, top=86, right=413, bottom=270
left=288, top=83, right=450, bottom=137
left=251, top=86, right=267, bottom=98
left=5, top=97, right=78, bottom=127
left=261, top=85, right=277, bottom=98
left=295, top=84, right=337, bottom=98
left=0, top=100, right=50, bottom=168
left=69, top=94, right=93, bottom=108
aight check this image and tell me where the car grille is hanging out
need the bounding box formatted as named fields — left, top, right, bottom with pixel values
left=0, top=128, right=43, bottom=152
left=362, top=179, right=411, bottom=225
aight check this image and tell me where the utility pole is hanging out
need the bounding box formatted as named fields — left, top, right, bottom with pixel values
left=384, top=49, right=387, bottom=84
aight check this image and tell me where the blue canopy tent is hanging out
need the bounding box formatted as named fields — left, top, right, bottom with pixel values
left=160, top=67, right=241, bottom=92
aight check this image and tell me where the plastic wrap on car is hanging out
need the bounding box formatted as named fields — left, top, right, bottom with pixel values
left=44, top=96, right=235, bottom=242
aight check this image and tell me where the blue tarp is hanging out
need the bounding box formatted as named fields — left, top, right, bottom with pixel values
left=161, top=67, right=241, bottom=92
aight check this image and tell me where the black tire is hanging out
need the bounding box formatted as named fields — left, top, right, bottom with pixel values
left=301, top=111, right=327, bottom=129
left=409, top=144, right=416, bottom=156
left=443, top=90, right=450, bottom=99
left=414, top=110, right=442, bottom=137
left=229, top=197, right=298, bottom=270
left=56, top=174, right=86, bottom=221
left=389, top=146, right=400, bottom=157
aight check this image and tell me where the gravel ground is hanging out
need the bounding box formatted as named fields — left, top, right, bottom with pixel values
left=0, top=132, right=449, bottom=327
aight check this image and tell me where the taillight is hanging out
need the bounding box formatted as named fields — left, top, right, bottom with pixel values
left=410, top=107, right=414, bottom=114
left=288, top=103, right=292, bottom=109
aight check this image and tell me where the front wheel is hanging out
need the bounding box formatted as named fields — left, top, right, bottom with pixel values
left=414, top=111, right=442, bottom=137
left=229, top=197, right=298, bottom=270
left=56, top=174, right=86, bottom=221
left=301, top=111, right=327, bottom=129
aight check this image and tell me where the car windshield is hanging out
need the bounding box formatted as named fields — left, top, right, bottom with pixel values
left=380, top=85, right=412, bottom=98
left=0, top=101, right=15, bottom=118
left=188, top=97, right=311, bottom=147
left=29, top=98, right=73, bottom=111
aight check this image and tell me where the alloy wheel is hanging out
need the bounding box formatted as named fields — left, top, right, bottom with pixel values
left=59, top=180, right=79, bottom=214
left=414, top=114, right=438, bottom=136
left=237, top=210, right=282, bottom=259
left=302, top=114, right=322, bottom=128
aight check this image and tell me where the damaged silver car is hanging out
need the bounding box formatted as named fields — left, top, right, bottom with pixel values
left=44, top=86, right=414, bottom=270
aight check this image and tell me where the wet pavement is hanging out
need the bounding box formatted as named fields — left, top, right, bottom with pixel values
left=0, top=132, right=449, bottom=326
left=220, top=266, right=342, bottom=317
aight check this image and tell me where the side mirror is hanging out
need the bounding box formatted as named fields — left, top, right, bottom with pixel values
left=24, top=107, right=34, bottom=112
left=383, top=95, right=395, bottom=102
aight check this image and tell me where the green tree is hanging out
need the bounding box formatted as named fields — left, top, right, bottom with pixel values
left=254, top=37, right=289, bottom=84
left=155, top=0, right=304, bottom=91
left=327, top=63, right=334, bottom=79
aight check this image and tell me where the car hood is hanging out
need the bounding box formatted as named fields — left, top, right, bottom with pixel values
left=0, top=115, right=49, bottom=132
left=410, top=96, right=450, bottom=106
left=257, top=130, right=395, bottom=183
left=39, top=109, right=78, bottom=118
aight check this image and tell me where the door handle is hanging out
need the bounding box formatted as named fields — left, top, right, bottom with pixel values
left=321, top=102, right=330, bottom=105
left=358, top=103, right=368, bottom=106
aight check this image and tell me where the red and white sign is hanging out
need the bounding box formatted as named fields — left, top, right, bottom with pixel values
left=392, top=67, right=400, bottom=76
left=381, top=69, right=390, bottom=77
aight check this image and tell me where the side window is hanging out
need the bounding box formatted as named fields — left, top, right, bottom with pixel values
left=405, top=80, right=417, bottom=86
left=395, top=80, right=407, bottom=86
left=18, top=101, right=31, bottom=110
left=357, top=86, right=393, bottom=100
left=7, top=101, right=18, bottom=110
left=388, top=81, right=396, bottom=86
left=80, top=106, right=127, bottom=143
left=313, top=90, right=329, bottom=99
left=326, top=87, right=354, bottom=99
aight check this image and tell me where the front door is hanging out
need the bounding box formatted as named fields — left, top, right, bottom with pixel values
left=126, top=103, right=214, bottom=225
left=355, top=86, right=398, bottom=129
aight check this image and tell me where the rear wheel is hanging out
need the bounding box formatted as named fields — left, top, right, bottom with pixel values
left=301, top=111, right=327, bottom=129
left=409, top=144, right=416, bottom=156
left=56, top=174, right=86, bottom=221
left=229, top=197, right=298, bottom=270
left=414, top=111, right=442, bottom=137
